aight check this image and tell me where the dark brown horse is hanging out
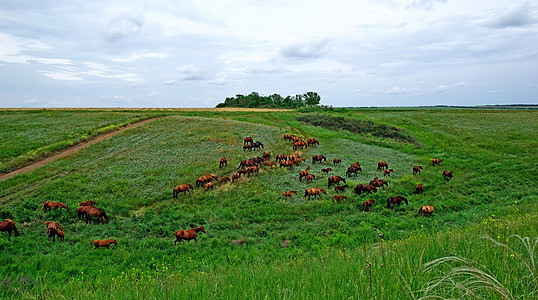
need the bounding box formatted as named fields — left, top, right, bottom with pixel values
left=79, top=200, right=96, bottom=207
left=263, top=161, right=277, bottom=167
left=43, top=201, right=69, bottom=212
left=346, top=166, right=361, bottom=177
left=432, top=158, right=443, bottom=166
left=304, top=187, right=327, bottom=200
left=416, top=184, right=424, bottom=194
left=321, top=168, right=331, bottom=175
left=0, top=219, right=19, bottom=239
left=369, top=177, right=388, bottom=189
left=175, top=226, right=206, bottom=245
left=173, top=183, right=194, bottom=198
left=333, top=159, right=341, bottom=166
left=442, top=171, right=453, bottom=180
left=293, top=141, right=307, bottom=150
left=307, top=138, right=319, bottom=147
left=377, top=161, right=388, bottom=170
left=332, top=195, right=347, bottom=203
left=328, top=176, right=346, bottom=188
left=334, top=184, right=348, bottom=192
left=363, top=199, right=375, bottom=211
left=412, top=166, right=423, bottom=175
left=299, top=166, right=310, bottom=182
left=354, top=184, right=378, bottom=195
left=244, top=136, right=253, bottom=145
left=232, top=173, right=240, bottom=182
left=220, top=176, right=230, bottom=184
left=312, top=155, right=326, bottom=164
left=219, top=157, right=227, bottom=168
left=85, top=207, right=109, bottom=224
left=280, top=160, right=295, bottom=170
left=284, top=134, right=295, bottom=141
left=418, top=205, right=434, bottom=217
left=276, top=154, right=287, bottom=162
left=282, top=191, right=297, bottom=200
left=90, top=239, right=117, bottom=249
left=387, top=196, right=408, bottom=209
left=57, top=230, right=65, bottom=242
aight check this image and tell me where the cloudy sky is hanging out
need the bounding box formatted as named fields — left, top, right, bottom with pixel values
left=0, top=0, right=536, bottom=108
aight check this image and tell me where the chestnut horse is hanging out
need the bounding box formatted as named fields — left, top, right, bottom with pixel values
left=220, top=176, right=230, bottom=184
left=90, top=239, right=117, bottom=249
left=79, top=200, right=96, bottom=207
left=363, top=199, right=375, bottom=211
left=332, top=195, right=347, bottom=203
left=334, top=184, right=349, bottom=192
left=442, top=171, right=453, bottom=180
left=282, top=191, right=297, bottom=200
left=44, top=221, right=63, bottom=243
left=312, top=155, right=326, bottom=164
left=304, top=187, right=327, bottom=200
left=293, top=141, right=307, bottom=150
left=418, top=205, right=434, bottom=217
left=0, top=219, right=19, bottom=239
left=173, top=183, right=194, bottom=198
left=299, top=166, right=310, bottom=182
left=307, top=138, right=319, bottom=147
left=196, top=174, right=218, bottom=187
left=412, top=166, right=423, bottom=175
left=276, top=154, right=287, bottom=162
left=377, top=161, right=388, bottom=170
left=328, top=176, right=346, bottom=188
left=263, top=161, right=277, bottom=167
left=432, top=158, right=443, bottom=166
left=219, top=157, right=227, bottom=168
left=57, top=230, right=65, bottom=242
left=43, top=201, right=69, bottom=212
left=416, top=184, right=424, bottom=194
left=306, top=174, right=316, bottom=183
left=85, top=207, right=109, bottom=224
left=346, top=166, right=361, bottom=177
left=175, top=226, right=206, bottom=245
left=370, top=177, right=388, bottom=190
left=383, top=169, right=393, bottom=177
left=354, top=184, right=377, bottom=195
left=387, top=196, right=408, bottom=209
left=333, top=159, right=341, bottom=166
left=205, top=182, right=214, bottom=191
left=232, top=173, right=240, bottom=182
left=321, top=168, right=331, bottom=175
left=244, top=136, right=253, bottom=145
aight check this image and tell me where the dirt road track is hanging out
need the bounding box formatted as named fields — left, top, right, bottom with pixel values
left=0, top=117, right=159, bottom=182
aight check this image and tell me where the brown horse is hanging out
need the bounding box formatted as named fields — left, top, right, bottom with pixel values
left=284, top=134, right=295, bottom=141
left=219, top=157, right=227, bottom=168
left=332, top=195, right=347, bottom=203
left=0, top=219, right=19, bottom=239
left=293, top=141, right=307, bottom=150
left=328, top=176, right=346, bottom=188
left=78, top=206, right=91, bottom=221
left=363, top=199, right=375, bottom=211
left=333, top=159, right=341, bottom=166
left=306, top=174, right=316, bottom=183
left=299, top=166, right=310, bottom=182
left=432, top=158, right=443, bottom=166
left=321, top=168, right=331, bottom=175
left=442, top=171, right=453, bottom=180
left=307, top=138, right=319, bottom=147
left=418, top=205, right=434, bottom=217
left=90, top=239, right=117, bottom=249
left=334, top=184, right=349, bottom=192
left=416, top=184, right=424, bottom=194
left=312, top=155, right=326, bottom=164
left=282, top=191, right=297, bottom=200
left=205, top=182, right=214, bottom=191
left=232, top=173, right=240, bottom=182
left=173, top=183, right=194, bottom=198
left=369, top=177, right=388, bottom=189
left=387, top=196, right=408, bottom=209
left=304, top=187, right=327, bottom=200
left=354, top=184, right=378, bottom=195
left=175, top=226, right=206, bottom=245
left=196, top=174, right=218, bottom=187
left=262, top=151, right=271, bottom=160
left=244, top=136, right=253, bottom=145
left=263, top=161, right=277, bottom=167
left=377, top=161, right=388, bottom=170
left=44, top=221, right=63, bottom=242
left=85, top=207, right=109, bottom=224
left=346, top=166, right=361, bottom=177
left=280, top=160, right=295, bottom=170
left=220, top=176, right=230, bottom=184
left=276, top=154, right=287, bottom=162
left=79, top=200, right=96, bottom=207
left=57, top=230, right=65, bottom=242
left=383, top=169, right=393, bottom=177
left=43, top=201, right=69, bottom=212
left=412, top=166, right=423, bottom=175
left=247, top=165, right=259, bottom=176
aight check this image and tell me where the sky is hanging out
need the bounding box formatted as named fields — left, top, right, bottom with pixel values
left=0, top=0, right=537, bottom=108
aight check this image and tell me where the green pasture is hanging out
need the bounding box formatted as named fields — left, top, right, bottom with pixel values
left=0, top=108, right=536, bottom=299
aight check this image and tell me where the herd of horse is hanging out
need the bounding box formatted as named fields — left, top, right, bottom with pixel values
left=2, top=133, right=450, bottom=244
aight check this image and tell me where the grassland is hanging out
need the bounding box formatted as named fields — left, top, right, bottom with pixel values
left=0, top=108, right=536, bottom=299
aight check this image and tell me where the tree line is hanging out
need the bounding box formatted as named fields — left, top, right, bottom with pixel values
left=215, top=92, right=321, bottom=108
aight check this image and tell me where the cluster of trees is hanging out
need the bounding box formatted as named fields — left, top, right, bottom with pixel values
left=215, top=92, right=321, bottom=108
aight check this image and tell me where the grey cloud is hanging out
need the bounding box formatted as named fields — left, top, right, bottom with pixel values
left=104, top=15, right=144, bottom=42
left=281, top=38, right=331, bottom=59
left=484, top=3, right=536, bottom=28
left=177, top=65, right=206, bottom=81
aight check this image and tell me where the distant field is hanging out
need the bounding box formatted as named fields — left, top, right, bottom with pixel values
left=0, top=108, right=536, bottom=299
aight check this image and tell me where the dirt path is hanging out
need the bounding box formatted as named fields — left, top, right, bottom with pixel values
left=0, top=117, right=159, bottom=182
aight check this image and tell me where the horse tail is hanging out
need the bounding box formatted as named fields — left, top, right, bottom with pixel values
left=89, top=240, right=95, bottom=245
left=112, top=240, right=117, bottom=246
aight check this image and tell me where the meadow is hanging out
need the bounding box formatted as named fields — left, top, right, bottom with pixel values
left=0, top=108, right=536, bottom=299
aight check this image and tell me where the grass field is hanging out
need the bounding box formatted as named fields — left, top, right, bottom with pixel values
left=0, top=108, right=536, bottom=299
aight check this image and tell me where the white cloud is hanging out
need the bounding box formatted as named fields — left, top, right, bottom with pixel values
left=104, top=14, right=144, bottom=42
left=483, top=3, right=536, bottom=28
left=281, top=38, right=332, bottom=59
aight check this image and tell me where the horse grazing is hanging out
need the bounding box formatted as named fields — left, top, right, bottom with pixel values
left=275, top=154, right=287, bottom=162
left=196, top=174, right=218, bottom=187
left=412, top=166, right=423, bottom=175
left=219, top=157, right=228, bottom=168
left=220, top=176, right=230, bottom=184
left=282, top=191, right=297, bottom=200
left=354, top=184, right=378, bottom=195
left=205, top=182, right=214, bottom=191
left=416, top=184, right=424, bottom=194
left=0, top=219, right=19, bottom=239
left=304, top=187, right=327, bottom=200
left=243, top=144, right=252, bottom=151
left=79, top=200, right=96, bottom=207
left=175, top=226, right=206, bottom=245
left=432, top=158, right=443, bottom=166
left=383, top=169, right=393, bottom=177
left=387, top=196, right=408, bottom=209
left=244, top=136, right=253, bottom=145
left=44, top=221, right=63, bottom=242
left=280, top=160, right=296, bottom=170
left=85, top=207, right=110, bottom=224
left=377, top=161, right=388, bottom=170
left=57, top=231, right=65, bottom=242
left=363, top=199, right=375, bottom=211
left=321, top=168, right=331, bottom=175
left=418, top=205, right=434, bottom=217
left=307, top=138, right=319, bottom=147
left=334, top=184, right=349, bottom=192
left=370, top=177, right=389, bottom=190
left=43, top=201, right=69, bottom=212
left=333, top=159, right=341, bottom=166
left=328, top=176, right=346, bottom=188
left=263, top=161, right=277, bottom=167
left=299, top=166, right=310, bottom=182
left=293, top=141, right=307, bottom=150
left=312, top=155, right=326, bottom=164
left=90, top=239, right=117, bottom=249
left=306, top=174, right=316, bottom=183
left=284, top=134, right=296, bottom=141
left=442, top=171, right=453, bottom=180
left=346, top=166, right=361, bottom=177
left=332, top=195, right=347, bottom=203
left=251, top=141, right=264, bottom=150
left=173, top=183, right=194, bottom=198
